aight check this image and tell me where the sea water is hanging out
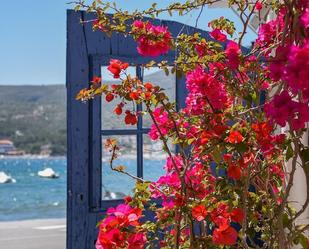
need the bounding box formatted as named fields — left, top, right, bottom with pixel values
left=0, top=157, right=165, bottom=221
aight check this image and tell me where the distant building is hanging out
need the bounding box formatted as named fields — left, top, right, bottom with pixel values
left=0, top=140, right=24, bottom=155
left=0, top=140, right=16, bottom=154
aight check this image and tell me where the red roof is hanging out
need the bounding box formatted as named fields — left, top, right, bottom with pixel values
left=0, top=140, right=14, bottom=145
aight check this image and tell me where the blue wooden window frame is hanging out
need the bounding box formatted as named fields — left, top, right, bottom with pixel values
left=67, top=9, right=211, bottom=249
left=89, top=54, right=187, bottom=211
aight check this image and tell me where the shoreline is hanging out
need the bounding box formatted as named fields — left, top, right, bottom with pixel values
left=0, top=217, right=66, bottom=225
left=0, top=154, right=168, bottom=160
left=0, top=155, right=66, bottom=159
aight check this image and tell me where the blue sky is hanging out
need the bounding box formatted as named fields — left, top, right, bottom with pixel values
left=0, top=0, right=256, bottom=85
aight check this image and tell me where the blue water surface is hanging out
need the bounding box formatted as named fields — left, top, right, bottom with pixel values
left=0, top=157, right=66, bottom=221
left=0, top=157, right=165, bottom=221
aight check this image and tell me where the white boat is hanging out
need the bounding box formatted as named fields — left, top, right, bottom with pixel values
left=0, top=171, right=16, bottom=183
left=37, top=168, right=59, bottom=179
left=102, top=190, right=126, bottom=200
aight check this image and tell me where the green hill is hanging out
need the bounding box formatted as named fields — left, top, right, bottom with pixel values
left=0, top=69, right=176, bottom=156
left=0, top=85, right=66, bottom=155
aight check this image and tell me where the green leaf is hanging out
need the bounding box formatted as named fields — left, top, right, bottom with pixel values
left=212, top=146, right=222, bottom=164
left=300, top=147, right=309, bottom=163
left=187, top=138, right=195, bottom=145
left=286, top=144, right=293, bottom=161
left=294, top=233, right=308, bottom=248
left=235, top=143, right=247, bottom=153
left=282, top=212, right=290, bottom=228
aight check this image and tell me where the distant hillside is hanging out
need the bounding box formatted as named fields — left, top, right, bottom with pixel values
left=0, top=69, right=176, bottom=155
left=0, top=85, right=66, bottom=155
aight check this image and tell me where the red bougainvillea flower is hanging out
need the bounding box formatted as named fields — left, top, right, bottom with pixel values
left=230, top=208, right=245, bottom=223
left=192, top=204, right=208, bottom=221
left=124, top=110, right=138, bottom=125
left=105, top=93, right=114, bottom=102
left=107, top=59, right=129, bottom=78
left=226, top=131, right=244, bottom=144
left=97, top=228, right=126, bottom=249
left=91, top=76, right=101, bottom=85
left=93, top=19, right=106, bottom=32
left=129, top=91, right=140, bottom=100
left=223, top=153, right=233, bottom=162
left=195, top=40, right=208, bottom=57
left=225, top=41, right=241, bottom=70
left=227, top=164, right=241, bottom=180
left=114, top=104, right=123, bottom=115
left=132, top=20, right=172, bottom=57
left=144, top=82, right=153, bottom=91
left=124, top=195, right=132, bottom=204
left=251, top=122, right=273, bottom=141
left=210, top=29, right=227, bottom=42
left=127, top=233, right=147, bottom=249
left=212, top=225, right=238, bottom=245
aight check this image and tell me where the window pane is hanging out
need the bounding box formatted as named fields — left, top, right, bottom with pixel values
left=143, top=134, right=169, bottom=182
left=142, top=67, right=176, bottom=128
left=101, top=66, right=137, bottom=130
left=102, top=135, right=137, bottom=199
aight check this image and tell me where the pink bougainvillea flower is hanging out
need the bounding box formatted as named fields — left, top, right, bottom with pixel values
left=127, top=233, right=147, bottom=249
left=192, top=204, right=208, bottom=221
left=255, top=1, right=263, bottom=11
left=98, top=228, right=126, bottom=249
left=225, top=41, right=241, bottom=69
left=256, top=8, right=285, bottom=48
left=264, top=90, right=309, bottom=130
left=186, top=66, right=230, bottom=110
left=300, top=5, right=309, bottom=28
left=284, top=42, right=309, bottom=97
left=260, top=81, right=270, bottom=90
left=107, top=203, right=142, bottom=226
left=269, top=45, right=290, bottom=81
left=148, top=107, right=173, bottom=140
left=210, top=29, right=227, bottom=42
left=95, top=238, right=104, bottom=249
left=164, top=155, right=183, bottom=172
left=132, top=20, right=172, bottom=57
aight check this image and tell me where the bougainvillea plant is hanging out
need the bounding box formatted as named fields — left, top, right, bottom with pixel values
left=75, top=0, right=309, bottom=248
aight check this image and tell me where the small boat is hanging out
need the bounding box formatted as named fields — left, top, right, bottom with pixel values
left=0, top=171, right=16, bottom=183
left=37, top=168, right=59, bottom=179
left=102, top=190, right=126, bottom=200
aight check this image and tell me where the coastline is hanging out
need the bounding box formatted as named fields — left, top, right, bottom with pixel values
left=0, top=153, right=167, bottom=160
left=0, top=155, right=66, bottom=159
